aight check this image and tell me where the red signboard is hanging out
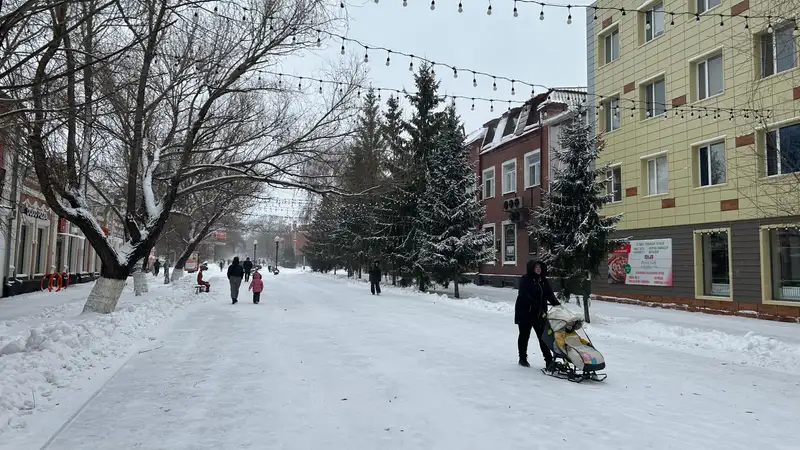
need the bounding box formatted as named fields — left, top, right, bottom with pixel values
left=215, top=231, right=226, bottom=240
left=58, top=218, right=67, bottom=233
left=101, top=226, right=110, bottom=236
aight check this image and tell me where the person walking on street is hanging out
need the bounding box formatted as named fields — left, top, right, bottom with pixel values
left=249, top=270, right=264, bottom=304
left=227, top=257, right=245, bottom=304
left=514, top=260, right=561, bottom=370
left=153, top=259, right=161, bottom=276
left=243, top=257, right=253, bottom=282
left=369, top=260, right=382, bottom=295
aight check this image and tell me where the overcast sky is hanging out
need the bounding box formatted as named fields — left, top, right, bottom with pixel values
left=270, top=0, right=589, bottom=217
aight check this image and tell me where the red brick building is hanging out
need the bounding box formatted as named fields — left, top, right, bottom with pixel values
left=470, top=91, right=584, bottom=287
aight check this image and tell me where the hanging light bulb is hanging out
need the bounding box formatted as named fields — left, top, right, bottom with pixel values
left=510, top=80, right=515, bottom=96
left=385, top=52, right=391, bottom=66
left=298, top=77, right=303, bottom=90
left=539, top=6, right=544, bottom=21
left=472, top=72, right=477, bottom=87
left=409, top=58, right=414, bottom=71
left=530, top=86, right=535, bottom=97
left=340, top=1, right=344, bottom=8
left=567, top=6, right=572, bottom=24
left=719, top=15, right=724, bottom=27
left=453, top=67, right=458, bottom=78
left=364, top=47, right=369, bottom=63
left=492, top=77, right=497, bottom=91
left=646, top=19, right=651, bottom=30
left=744, top=17, right=749, bottom=30
left=319, top=82, right=323, bottom=94
left=593, top=7, right=597, bottom=21
left=374, top=0, right=379, bottom=3
left=767, top=20, right=774, bottom=33
left=621, top=8, right=626, bottom=16
left=487, top=2, right=492, bottom=15
left=430, top=0, right=435, bottom=10
left=471, top=99, right=475, bottom=111
left=490, top=100, right=494, bottom=112
left=316, top=36, right=321, bottom=46
left=403, top=0, right=407, bottom=6
left=458, top=1, right=463, bottom=12
left=670, top=13, right=675, bottom=26
left=795, top=23, right=799, bottom=36
left=513, top=6, right=518, bottom=17
left=340, top=42, right=345, bottom=55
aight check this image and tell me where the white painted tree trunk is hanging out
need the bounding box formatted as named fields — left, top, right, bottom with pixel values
left=171, top=268, right=184, bottom=282
left=83, top=277, right=126, bottom=314
left=133, top=268, right=146, bottom=296
left=163, top=265, right=171, bottom=284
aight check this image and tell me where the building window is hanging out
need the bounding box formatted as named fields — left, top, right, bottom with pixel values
left=16, top=224, right=29, bottom=275
left=768, top=228, right=800, bottom=301
left=523, top=150, right=541, bottom=188
left=502, top=159, right=517, bottom=194
left=35, top=228, right=45, bottom=274
left=760, top=23, right=797, bottom=78
left=502, top=222, right=516, bottom=265
left=646, top=154, right=668, bottom=195
left=697, top=141, right=726, bottom=186
left=643, top=3, right=665, bottom=43
left=643, top=79, right=666, bottom=118
left=606, top=166, right=622, bottom=202
left=502, top=110, right=521, bottom=137
left=696, top=54, right=723, bottom=100
left=483, top=224, right=496, bottom=265
left=603, top=97, right=620, bottom=132
left=603, top=28, right=620, bottom=65
left=696, top=0, right=720, bottom=14
left=698, top=231, right=731, bottom=297
left=482, top=167, right=495, bottom=198
left=528, top=233, right=538, bottom=256
left=766, top=123, right=800, bottom=176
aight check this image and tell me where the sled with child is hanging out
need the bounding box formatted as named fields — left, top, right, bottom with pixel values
left=540, top=306, right=607, bottom=383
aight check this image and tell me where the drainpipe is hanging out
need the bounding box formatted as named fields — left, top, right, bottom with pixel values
left=3, top=148, right=20, bottom=283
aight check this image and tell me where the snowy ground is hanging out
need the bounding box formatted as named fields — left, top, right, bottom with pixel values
left=3, top=269, right=799, bottom=449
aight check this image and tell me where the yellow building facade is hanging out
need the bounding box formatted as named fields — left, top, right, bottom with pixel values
left=587, top=0, right=800, bottom=318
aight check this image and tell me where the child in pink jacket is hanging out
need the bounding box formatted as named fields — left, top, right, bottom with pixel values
left=248, top=270, right=264, bottom=304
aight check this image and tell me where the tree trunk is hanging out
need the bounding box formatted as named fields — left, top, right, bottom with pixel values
left=83, top=263, right=129, bottom=314
left=391, top=260, right=396, bottom=286
left=453, top=268, right=460, bottom=299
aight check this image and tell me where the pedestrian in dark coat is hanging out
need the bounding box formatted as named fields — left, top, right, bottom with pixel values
left=515, top=260, right=560, bottom=369
left=153, top=259, right=161, bottom=276
left=368, top=261, right=382, bottom=295
left=242, top=257, right=253, bottom=282
left=227, top=257, right=245, bottom=304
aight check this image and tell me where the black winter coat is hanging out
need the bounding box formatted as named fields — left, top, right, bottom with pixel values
left=227, top=263, right=244, bottom=279
left=242, top=260, right=253, bottom=272
left=369, top=266, right=381, bottom=283
left=514, top=264, right=560, bottom=325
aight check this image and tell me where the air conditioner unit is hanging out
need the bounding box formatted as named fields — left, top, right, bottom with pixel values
left=502, top=197, right=523, bottom=212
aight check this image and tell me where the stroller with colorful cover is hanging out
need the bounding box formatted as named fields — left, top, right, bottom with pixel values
left=540, top=306, right=607, bottom=382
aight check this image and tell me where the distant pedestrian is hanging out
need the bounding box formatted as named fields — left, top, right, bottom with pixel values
left=249, top=270, right=264, bottom=304
left=153, top=259, right=161, bottom=276
left=369, top=260, right=382, bottom=295
left=243, top=257, right=253, bottom=282
left=227, top=257, right=244, bottom=304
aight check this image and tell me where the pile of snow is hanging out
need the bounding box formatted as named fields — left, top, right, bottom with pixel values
left=0, top=276, right=212, bottom=435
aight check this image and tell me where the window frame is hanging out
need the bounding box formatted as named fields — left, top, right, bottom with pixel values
left=692, top=228, right=733, bottom=301
left=643, top=2, right=665, bottom=43
left=644, top=153, right=669, bottom=196
left=523, top=149, right=541, bottom=189
left=605, top=165, right=623, bottom=203
left=482, top=223, right=496, bottom=266
left=765, top=122, right=800, bottom=177
left=696, top=140, right=727, bottom=187
left=501, top=158, right=517, bottom=194
left=759, top=224, right=800, bottom=307
left=501, top=220, right=517, bottom=266
left=16, top=223, right=29, bottom=277
left=603, top=28, right=620, bottom=65
left=696, top=53, right=724, bottom=101
left=696, top=0, right=721, bottom=15
left=642, top=78, right=666, bottom=119
left=603, top=97, right=621, bottom=132
left=760, top=23, right=797, bottom=79
left=482, top=167, right=496, bottom=199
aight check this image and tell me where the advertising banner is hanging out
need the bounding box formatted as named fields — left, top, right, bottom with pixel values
left=185, top=252, right=199, bottom=272
left=607, top=239, right=672, bottom=286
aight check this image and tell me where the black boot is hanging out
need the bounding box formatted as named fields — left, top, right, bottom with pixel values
left=518, top=357, right=530, bottom=368
left=232, top=298, right=238, bottom=305
left=544, top=360, right=555, bottom=373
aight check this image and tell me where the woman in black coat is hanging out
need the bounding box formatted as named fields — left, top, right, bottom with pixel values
left=514, top=260, right=560, bottom=369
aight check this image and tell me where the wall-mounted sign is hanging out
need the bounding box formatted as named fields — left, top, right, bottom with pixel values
left=608, top=239, right=673, bottom=286
left=58, top=218, right=67, bottom=233
left=22, top=205, right=48, bottom=221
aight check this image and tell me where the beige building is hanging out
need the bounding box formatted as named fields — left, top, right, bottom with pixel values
left=587, top=0, right=800, bottom=319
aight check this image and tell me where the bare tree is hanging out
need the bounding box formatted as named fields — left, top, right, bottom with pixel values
left=5, top=0, right=361, bottom=312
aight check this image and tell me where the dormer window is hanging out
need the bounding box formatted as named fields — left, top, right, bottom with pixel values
left=482, top=124, right=497, bottom=147
left=502, top=109, right=521, bottom=136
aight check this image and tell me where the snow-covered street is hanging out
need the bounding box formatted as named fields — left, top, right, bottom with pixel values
left=3, top=270, right=800, bottom=449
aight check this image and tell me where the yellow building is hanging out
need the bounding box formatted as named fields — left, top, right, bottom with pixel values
left=587, top=0, right=800, bottom=319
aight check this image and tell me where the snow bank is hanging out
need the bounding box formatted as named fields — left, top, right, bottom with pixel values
left=310, top=272, right=800, bottom=374
left=0, top=276, right=212, bottom=435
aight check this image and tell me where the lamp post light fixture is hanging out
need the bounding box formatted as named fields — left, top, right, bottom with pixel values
left=274, top=236, right=282, bottom=269
left=253, top=239, right=258, bottom=264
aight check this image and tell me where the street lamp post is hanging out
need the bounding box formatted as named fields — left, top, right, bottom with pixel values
left=274, top=236, right=281, bottom=269
left=253, top=239, right=258, bottom=265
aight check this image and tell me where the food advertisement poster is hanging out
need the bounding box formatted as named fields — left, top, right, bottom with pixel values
left=607, top=239, right=673, bottom=286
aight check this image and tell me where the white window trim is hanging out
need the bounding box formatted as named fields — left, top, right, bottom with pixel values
left=696, top=140, right=727, bottom=187
left=642, top=78, right=666, bottom=119
left=523, top=149, right=541, bottom=189
left=694, top=52, right=724, bottom=102
left=603, top=97, right=621, bottom=132
left=501, top=159, right=517, bottom=194
left=759, top=224, right=800, bottom=307
left=483, top=224, right=496, bottom=265
left=482, top=167, right=496, bottom=199
left=765, top=122, right=800, bottom=177
left=601, top=27, right=620, bottom=65
left=606, top=164, right=623, bottom=203
left=761, top=22, right=798, bottom=79
left=642, top=2, right=665, bottom=44
left=692, top=228, right=733, bottom=301
left=696, top=0, right=721, bottom=15
left=641, top=152, right=669, bottom=196
left=501, top=220, right=517, bottom=266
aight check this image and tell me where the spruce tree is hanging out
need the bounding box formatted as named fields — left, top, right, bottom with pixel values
left=403, top=63, right=442, bottom=291
left=417, top=105, right=493, bottom=298
left=528, top=107, right=625, bottom=322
